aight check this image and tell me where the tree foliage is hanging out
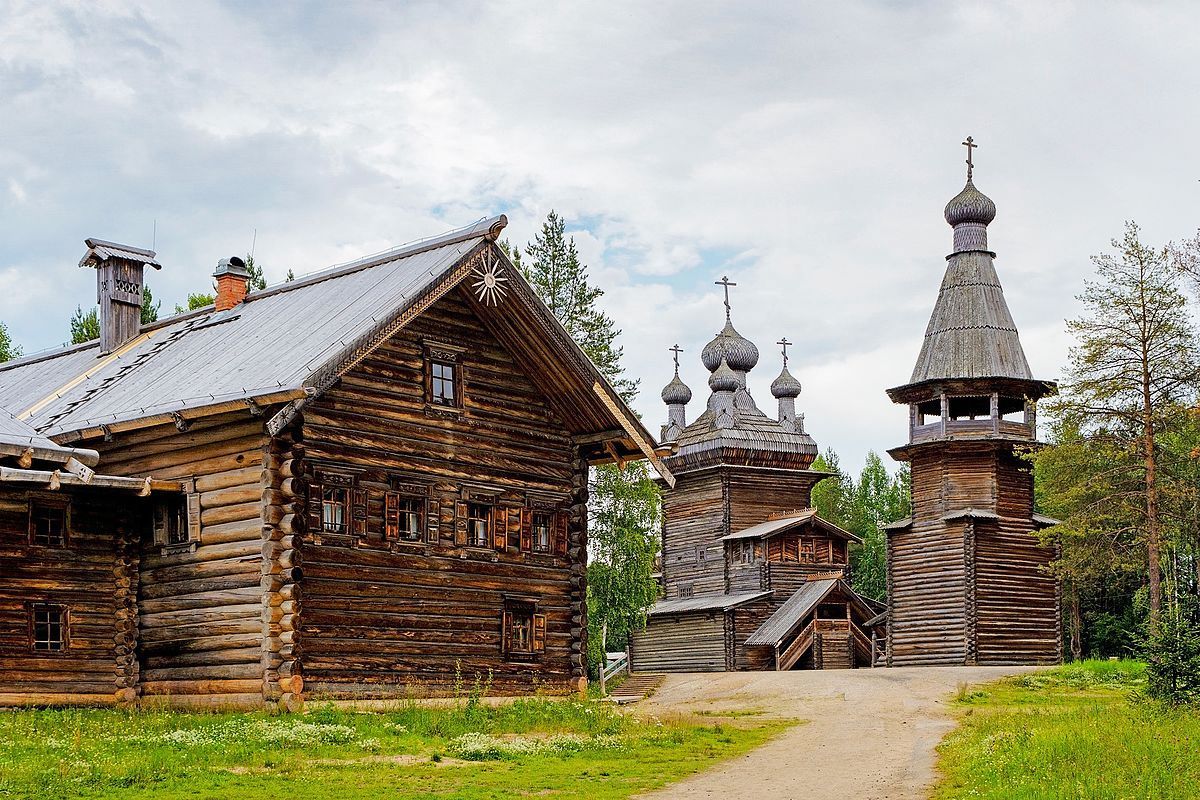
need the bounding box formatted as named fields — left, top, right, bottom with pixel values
left=810, top=449, right=908, bottom=601
left=0, top=322, right=21, bottom=362
left=1046, top=221, right=1200, bottom=634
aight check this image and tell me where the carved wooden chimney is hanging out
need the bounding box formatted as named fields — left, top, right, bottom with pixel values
left=78, top=239, right=162, bottom=355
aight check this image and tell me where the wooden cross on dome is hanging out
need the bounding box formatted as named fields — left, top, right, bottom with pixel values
left=670, top=343, right=683, bottom=374
left=716, top=276, right=736, bottom=321
left=777, top=337, right=792, bottom=369
left=962, top=136, right=977, bottom=182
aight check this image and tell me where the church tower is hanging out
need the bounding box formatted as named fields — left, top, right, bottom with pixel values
left=885, top=139, right=1061, bottom=666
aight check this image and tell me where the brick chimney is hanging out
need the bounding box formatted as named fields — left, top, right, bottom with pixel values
left=79, top=239, right=162, bottom=354
left=213, top=256, right=251, bottom=312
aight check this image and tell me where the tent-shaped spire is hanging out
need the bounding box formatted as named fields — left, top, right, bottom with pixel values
left=907, top=139, right=1034, bottom=385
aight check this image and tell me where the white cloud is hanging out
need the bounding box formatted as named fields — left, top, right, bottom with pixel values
left=2, top=1, right=1199, bottom=472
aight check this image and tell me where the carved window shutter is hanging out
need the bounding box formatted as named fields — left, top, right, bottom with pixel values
left=384, top=491, right=401, bottom=541
left=492, top=506, right=506, bottom=551
left=502, top=610, right=513, bottom=653
left=308, top=478, right=323, bottom=532
left=426, top=498, right=441, bottom=544
left=532, top=613, right=546, bottom=653
left=454, top=501, right=468, bottom=546
left=186, top=492, right=202, bottom=543
left=553, top=510, right=569, bottom=557
left=520, top=508, right=533, bottom=553
left=152, top=503, right=168, bottom=546
left=352, top=488, right=368, bottom=536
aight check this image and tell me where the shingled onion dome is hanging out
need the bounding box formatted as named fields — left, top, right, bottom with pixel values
left=661, top=373, right=693, bottom=406
left=770, top=366, right=802, bottom=399
left=708, top=359, right=741, bottom=392
left=701, top=320, right=760, bottom=374
left=944, top=178, right=996, bottom=254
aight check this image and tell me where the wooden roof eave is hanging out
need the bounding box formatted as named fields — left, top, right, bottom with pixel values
left=0, top=466, right=183, bottom=493
left=887, top=376, right=1058, bottom=404
left=0, top=441, right=100, bottom=468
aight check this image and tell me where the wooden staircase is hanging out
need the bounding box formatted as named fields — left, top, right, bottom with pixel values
left=605, top=673, right=664, bottom=704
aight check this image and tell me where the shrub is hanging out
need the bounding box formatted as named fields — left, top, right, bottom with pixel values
left=1145, top=607, right=1200, bottom=706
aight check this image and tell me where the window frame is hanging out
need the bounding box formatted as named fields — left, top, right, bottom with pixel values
left=29, top=603, right=68, bottom=653
left=28, top=497, right=69, bottom=549
left=502, top=599, right=546, bottom=660
left=531, top=512, right=552, bottom=554
left=322, top=484, right=350, bottom=534
left=423, top=341, right=467, bottom=412
left=467, top=502, right=492, bottom=548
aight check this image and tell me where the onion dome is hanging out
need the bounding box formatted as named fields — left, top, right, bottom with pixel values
left=701, top=320, right=760, bottom=373
left=944, top=179, right=996, bottom=227
left=770, top=366, right=802, bottom=399
left=708, top=359, right=740, bottom=392
left=661, top=373, right=693, bottom=405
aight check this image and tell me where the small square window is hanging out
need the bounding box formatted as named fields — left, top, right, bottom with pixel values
left=29, top=501, right=67, bottom=548
left=429, top=360, right=458, bottom=407
left=503, top=603, right=545, bottom=657
left=532, top=512, right=552, bottom=553
left=323, top=486, right=349, bottom=533
left=31, top=605, right=66, bottom=651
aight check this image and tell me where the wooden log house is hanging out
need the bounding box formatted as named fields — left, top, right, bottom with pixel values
left=883, top=143, right=1061, bottom=666
left=0, top=219, right=665, bottom=707
left=629, top=289, right=882, bottom=672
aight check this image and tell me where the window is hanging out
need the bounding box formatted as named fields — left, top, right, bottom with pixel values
left=430, top=360, right=457, bottom=406
left=468, top=503, right=491, bottom=548
left=29, top=500, right=67, bottom=547
left=532, top=512, right=552, bottom=553
left=153, top=493, right=200, bottom=549
left=31, top=605, right=66, bottom=651
left=323, top=486, right=349, bottom=533
left=799, top=538, right=815, bottom=562
left=385, top=491, right=424, bottom=542
left=503, top=603, right=546, bottom=657
left=400, top=498, right=422, bottom=541
left=678, top=584, right=694, bottom=599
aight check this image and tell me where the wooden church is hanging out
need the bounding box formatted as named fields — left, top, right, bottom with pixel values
left=0, top=217, right=663, bottom=707
left=883, top=142, right=1061, bottom=666
left=629, top=284, right=883, bottom=672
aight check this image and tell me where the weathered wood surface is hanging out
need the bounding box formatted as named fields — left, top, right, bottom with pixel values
left=298, top=287, right=585, bottom=697
left=93, top=411, right=270, bottom=699
left=0, top=485, right=132, bottom=702
left=629, top=612, right=726, bottom=673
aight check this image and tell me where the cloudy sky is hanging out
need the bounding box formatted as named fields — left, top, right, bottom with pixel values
left=2, top=1, right=1198, bottom=474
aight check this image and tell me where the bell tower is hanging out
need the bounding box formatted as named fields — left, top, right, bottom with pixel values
left=885, top=139, right=1061, bottom=666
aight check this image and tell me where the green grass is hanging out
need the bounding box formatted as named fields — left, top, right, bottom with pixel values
left=935, top=660, right=1200, bottom=799
left=0, top=697, right=787, bottom=799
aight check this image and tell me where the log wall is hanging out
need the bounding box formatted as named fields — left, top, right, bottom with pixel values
left=628, top=612, right=726, bottom=672
left=0, top=486, right=134, bottom=705
left=660, top=473, right=725, bottom=599
left=298, top=288, right=583, bottom=697
left=93, top=412, right=270, bottom=705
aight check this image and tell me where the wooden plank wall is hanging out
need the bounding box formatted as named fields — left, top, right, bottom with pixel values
left=628, top=613, right=726, bottom=672
left=298, top=288, right=582, bottom=697
left=94, top=412, right=270, bottom=706
left=0, top=486, right=131, bottom=705
left=726, top=471, right=820, bottom=531
left=660, top=474, right=725, bottom=599
left=728, top=599, right=776, bottom=670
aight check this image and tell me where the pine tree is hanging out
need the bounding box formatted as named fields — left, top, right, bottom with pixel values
left=244, top=255, right=268, bottom=292
left=519, top=211, right=638, bottom=401
left=0, top=322, right=21, bottom=362
left=1050, top=221, right=1200, bottom=634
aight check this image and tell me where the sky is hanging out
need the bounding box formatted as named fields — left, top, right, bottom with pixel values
left=1, top=1, right=1198, bottom=475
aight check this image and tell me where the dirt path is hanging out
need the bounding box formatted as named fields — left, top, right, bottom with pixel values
left=634, top=666, right=1037, bottom=800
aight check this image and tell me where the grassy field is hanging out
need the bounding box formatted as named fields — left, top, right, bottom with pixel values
left=935, top=660, right=1200, bottom=799
left=0, top=695, right=787, bottom=800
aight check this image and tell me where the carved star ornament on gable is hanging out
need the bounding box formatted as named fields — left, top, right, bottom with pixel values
left=472, top=250, right=509, bottom=306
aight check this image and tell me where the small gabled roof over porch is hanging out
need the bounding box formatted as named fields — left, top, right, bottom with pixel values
left=719, top=509, right=861, bottom=544
left=744, top=577, right=879, bottom=649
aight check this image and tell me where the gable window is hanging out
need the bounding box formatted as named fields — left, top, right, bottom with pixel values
left=29, top=500, right=68, bottom=548
left=430, top=360, right=457, bottom=406
left=31, top=605, right=66, bottom=651
left=531, top=512, right=552, bottom=553
left=799, top=538, right=815, bottom=562
left=467, top=503, right=491, bottom=548
left=153, top=491, right=200, bottom=550
left=322, top=486, right=349, bottom=533
left=502, top=601, right=546, bottom=658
